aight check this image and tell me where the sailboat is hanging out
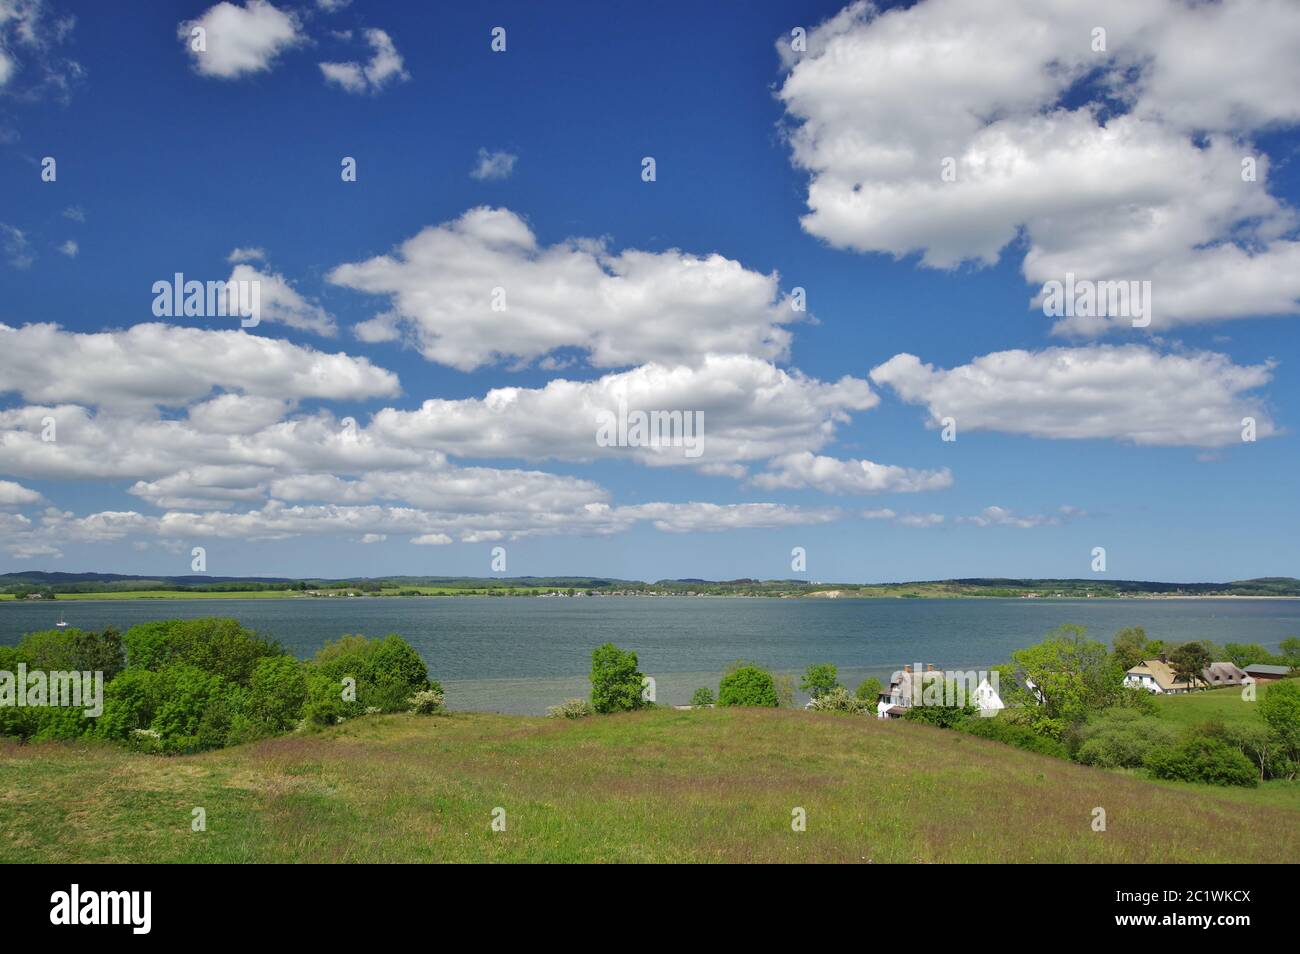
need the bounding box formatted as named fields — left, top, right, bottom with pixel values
left=56, top=614, right=68, bottom=629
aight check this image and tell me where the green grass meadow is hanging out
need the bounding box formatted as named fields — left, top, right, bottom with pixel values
left=2, top=706, right=1295, bottom=863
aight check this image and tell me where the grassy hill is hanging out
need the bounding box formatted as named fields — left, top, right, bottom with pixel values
left=2, top=707, right=1294, bottom=863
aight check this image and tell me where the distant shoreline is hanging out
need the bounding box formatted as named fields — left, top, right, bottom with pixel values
left=4, top=591, right=1300, bottom=605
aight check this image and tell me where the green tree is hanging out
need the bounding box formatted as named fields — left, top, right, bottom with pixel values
left=1223, top=642, right=1271, bottom=668
left=855, top=677, right=883, bottom=703
left=1278, top=637, right=1300, bottom=670
left=717, top=664, right=778, bottom=707
left=1111, top=626, right=1150, bottom=671
left=1010, top=625, right=1123, bottom=734
left=1169, top=641, right=1212, bottom=690
left=800, top=663, right=839, bottom=699
left=589, top=643, right=645, bottom=713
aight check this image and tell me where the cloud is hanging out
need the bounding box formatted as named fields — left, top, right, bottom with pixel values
left=0, top=0, right=81, bottom=99
left=62, top=205, right=84, bottom=222
left=956, top=505, right=1083, bottom=529
left=0, top=322, right=398, bottom=408
left=777, top=0, right=1300, bottom=334
left=0, top=479, right=42, bottom=506
left=470, top=148, right=517, bottom=181
left=57, top=239, right=76, bottom=257
left=372, top=353, right=877, bottom=468
left=1, top=223, right=33, bottom=268
left=862, top=508, right=944, bottom=528
left=319, top=27, right=408, bottom=94
left=227, top=246, right=265, bottom=263
left=871, top=345, right=1276, bottom=447
left=411, top=533, right=451, bottom=546
left=179, top=1, right=303, bottom=79
left=228, top=261, right=337, bottom=335
left=751, top=451, right=951, bottom=495
left=329, top=207, right=805, bottom=371
left=618, top=502, right=841, bottom=534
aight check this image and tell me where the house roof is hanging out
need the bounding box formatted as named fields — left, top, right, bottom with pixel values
left=1244, top=664, right=1290, bottom=676
left=1202, top=661, right=1247, bottom=684
left=1126, top=659, right=1191, bottom=692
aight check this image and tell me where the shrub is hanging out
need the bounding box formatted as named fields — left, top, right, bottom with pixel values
left=1073, top=709, right=1179, bottom=769
left=855, top=677, right=883, bottom=703
left=689, top=687, right=715, bottom=707
left=409, top=688, right=445, bottom=714
left=1146, top=734, right=1258, bottom=787
left=959, top=715, right=1069, bottom=759
left=807, top=685, right=866, bottom=714
left=800, top=663, right=839, bottom=700
left=902, top=698, right=977, bottom=728
left=718, top=664, right=778, bottom=707
left=309, top=634, right=433, bottom=715
left=589, top=643, right=645, bottom=714
left=547, top=698, right=593, bottom=719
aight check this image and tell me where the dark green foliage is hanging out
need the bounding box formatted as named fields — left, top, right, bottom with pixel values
left=15, top=627, right=125, bottom=680
left=1073, top=709, right=1179, bottom=768
left=588, top=643, right=646, bottom=714
left=690, top=687, right=715, bottom=707
left=123, top=618, right=280, bottom=683
left=958, top=715, right=1069, bottom=759
left=1145, top=735, right=1258, bottom=787
left=2, top=618, right=436, bottom=753
left=901, top=697, right=976, bottom=728
left=308, top=634, right=435, bottom=722
left=1169, top=641, right=1212, bottom=690
left=717, top=664, right=778, bottom=707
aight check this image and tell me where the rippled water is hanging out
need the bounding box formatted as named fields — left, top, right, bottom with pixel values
left=2, top=596, right=1295, bottom=713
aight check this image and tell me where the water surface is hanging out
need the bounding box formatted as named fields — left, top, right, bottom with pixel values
left=2, top=596, right=1293, bottom=713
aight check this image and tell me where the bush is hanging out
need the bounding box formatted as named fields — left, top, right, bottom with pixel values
left=1073, top=709, right=1179, bottom=769
left=309, top=634, right=433, bottom=716
left=408, top=688, right=445, bottom=714
left=547, top=698, right=593, bottom=719
left=959, top=715, right=1069, bottom=759
left=717, top=664, right=778, bottom=707
left=807, top=685, right=866, bottom=714
left=689, top=687, right=715, bottom=707
left=1146, top=734, right=1258, bottom=787
left=1, top=619, right=443, bottom=754
left=589, top=643, right=645, bottom=714
left=901, top=696, right=977, bottom=728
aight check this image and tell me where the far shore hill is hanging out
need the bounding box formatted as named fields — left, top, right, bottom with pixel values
left=3, top=572, right=1300, bottom=601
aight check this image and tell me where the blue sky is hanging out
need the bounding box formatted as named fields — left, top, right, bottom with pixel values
left=1, top=0, right=1299, bottom=582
